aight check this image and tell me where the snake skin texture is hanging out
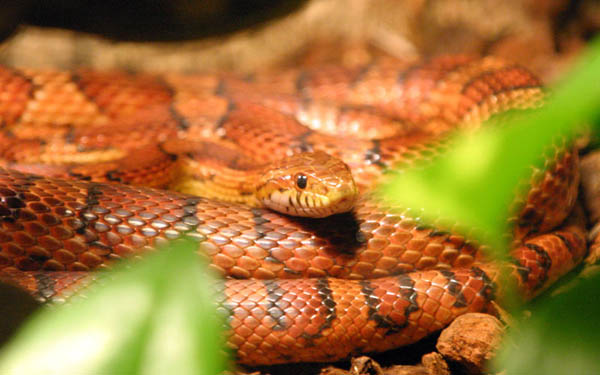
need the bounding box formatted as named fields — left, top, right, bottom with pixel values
left=0, top=56, right=588, bottom=365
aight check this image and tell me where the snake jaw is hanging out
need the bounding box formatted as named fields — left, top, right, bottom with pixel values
left=312, top=187, right=358, bottom=217
left=261, top=187, right=357, bottom=218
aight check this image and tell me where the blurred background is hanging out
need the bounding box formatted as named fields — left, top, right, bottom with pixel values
left=0, top=0, right=597, bottom=83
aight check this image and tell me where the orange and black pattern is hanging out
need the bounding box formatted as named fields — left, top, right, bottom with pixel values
left=0, top=167, right=587, bottom=364
left=0, top=56, right=588, bottom=365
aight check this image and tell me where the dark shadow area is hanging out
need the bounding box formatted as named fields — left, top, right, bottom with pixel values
left=285, top=210, right=365, bottom=256
left=0, top=283, right=40, bottom=347
left=19, top=0, right=309, bottom=41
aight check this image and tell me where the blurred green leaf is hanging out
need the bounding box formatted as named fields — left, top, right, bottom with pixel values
left=495, top=271, right=600, bottom=375
left=0, top=239, right=227, bottom=375
left=379, top=36, right=600, bottom=254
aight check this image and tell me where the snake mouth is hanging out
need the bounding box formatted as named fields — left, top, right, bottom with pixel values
left=263, top=188, right=357, bottom=218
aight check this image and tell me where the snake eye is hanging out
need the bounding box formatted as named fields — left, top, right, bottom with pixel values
left=296, top=174, right=307, bottom=189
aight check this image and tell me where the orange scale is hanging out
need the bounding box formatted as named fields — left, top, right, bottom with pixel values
left=294, top=247, right=317, bottom=260
left=389, top=308, right=408, bottom=324
left=460, top=284, right=479, bottom=303
left=366, top=237, right=388, bottom=252
left=241, top=316, right=262, bottom=330
left=358, top=324, right=377, bottom=340
left=311, top=255, right=334, bottom=270
left=290, top=298, right=306, bottom=310
left=4, top=243, right=25, bottom=257
left=26, top=245, right=51, bottom=259
left=389, top=232, right=412, bottom=246
left=68, top=261, right=89, bottom=271
left=439, top=288, right=462, bottom=309
left=238, top=255, right=260, bottom=271
left=235, top=325, right=254, bottom=339
left=303, top=322, right=323, bottom=337
left=379, top=291, right=398, bottom=305
left=249, top=306, right=267, bottom=321
left=293, top=313, right=313, bottom=328
left=344, top=324, right=360, bottom=337
left=262, top=333, right=282, bottom=347
left=353, top=261, right=374, bottom=276
left=390, top=297, right=410, bottom=313
left=359, top=249, right=383, bottom=263
left=245, top=245, right=267, bottom=260
left=13, top=232, right=35, bottom=247
left=282, top=306, right=300, bottom=320
left=270, top=247, right=293, bottom=262
left=433, top=305, right=455, bottom=324
left=420, top=294, right=441, bottom=314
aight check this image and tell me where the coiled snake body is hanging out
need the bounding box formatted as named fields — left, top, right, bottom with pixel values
left=0, top=56, right=587, bottom=365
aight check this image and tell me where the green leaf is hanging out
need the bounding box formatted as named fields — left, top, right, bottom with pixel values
left=495, top=272, right=600, bottom=375
left=0, top=238, right=227, bottom=375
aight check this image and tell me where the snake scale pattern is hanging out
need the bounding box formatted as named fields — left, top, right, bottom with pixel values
left=0, top=55, right=588, bottom=365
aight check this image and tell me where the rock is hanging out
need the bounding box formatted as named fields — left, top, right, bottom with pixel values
left=321, top=356, right=432, bottom=375
left=436, top=313, right=504, bottom=374
left=381, top=364, right=429, bottom=375
left=421, top=352, right=449, bottom=375
left=349, top=357, right=383, bottom=375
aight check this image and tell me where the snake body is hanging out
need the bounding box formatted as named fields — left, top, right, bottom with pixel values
left=0, top=56, right=588, bottom=365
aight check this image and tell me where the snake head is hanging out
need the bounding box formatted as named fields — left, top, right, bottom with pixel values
left=256, top=151, right=358, bottom=218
